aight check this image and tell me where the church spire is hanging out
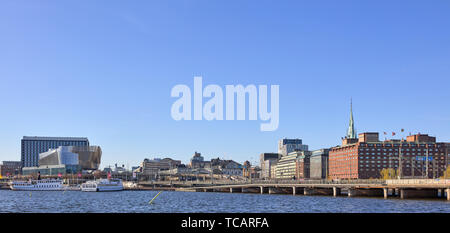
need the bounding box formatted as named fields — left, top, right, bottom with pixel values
left=347, top=98, right=357, bottom=139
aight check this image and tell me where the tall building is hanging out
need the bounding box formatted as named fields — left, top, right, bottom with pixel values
left=259, top=153, right=280, bottom=179
left=21, top=136, right=89, bottom=167
left=310, top=149, right=329, bottom=179
left=278, top=138, right=308, bottom=156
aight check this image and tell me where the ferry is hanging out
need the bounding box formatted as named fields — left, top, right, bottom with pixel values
left=81, top=178, right=123, bottom=192
left=10, top=179, right=64, bottom=191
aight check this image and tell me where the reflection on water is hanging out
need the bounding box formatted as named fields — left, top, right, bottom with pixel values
left=0, top=190, right=449, bottom=213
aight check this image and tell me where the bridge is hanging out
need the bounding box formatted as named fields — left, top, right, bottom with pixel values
left=173, top=179, right=450, bottom=200
left=3, top=178, right=449, bottom=200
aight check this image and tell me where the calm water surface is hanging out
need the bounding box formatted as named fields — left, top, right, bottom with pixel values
left=0, top=190, right=449, bottom=213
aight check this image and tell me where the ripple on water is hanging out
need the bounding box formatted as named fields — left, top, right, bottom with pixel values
left=0, top=190, right=449, bottom=213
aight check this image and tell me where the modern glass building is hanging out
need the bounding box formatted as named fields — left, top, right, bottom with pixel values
left=21, top=145, right=102, bottom=176
left=21, top=136, right=89, bottom=167
left=278, top=138, right=309, bottom=156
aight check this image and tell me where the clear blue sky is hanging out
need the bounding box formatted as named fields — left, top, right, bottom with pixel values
left=1, top=1, right=449, bottom=168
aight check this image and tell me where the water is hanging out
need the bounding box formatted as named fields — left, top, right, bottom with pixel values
left=0, top=190, right=449, bottom=213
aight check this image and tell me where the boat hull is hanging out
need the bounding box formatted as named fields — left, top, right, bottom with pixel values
left=11, top=186, right=64, bottom=191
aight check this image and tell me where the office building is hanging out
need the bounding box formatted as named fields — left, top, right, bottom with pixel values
left=296, top=151, right=311, bottom=179
left=329, top=132, right=449, bottom=179
left=275, top=151, right=299, bottom=179
left=310, top=149, right=329, bottom=179
left=278, top=138, right=308, bottom=156
left=21, top=136, right=89, bottom=167
left=329, top=102, right=448, bottom=179
left=259, top=153, right=280, bottom=179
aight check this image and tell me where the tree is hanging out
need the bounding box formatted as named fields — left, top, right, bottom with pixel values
left=380, top=168, right=397, bottom=180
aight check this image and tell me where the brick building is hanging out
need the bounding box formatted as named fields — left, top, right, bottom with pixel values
left=329, top=132, right=449, bottom=179
left=295, top=151, right=311, bottom=179
left=0, top=161, right=22, bottom=177
left=329, top=101, right=448, bottom=179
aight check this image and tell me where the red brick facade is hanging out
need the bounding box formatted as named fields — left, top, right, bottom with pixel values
left=329, top=133, right=448, bottom=179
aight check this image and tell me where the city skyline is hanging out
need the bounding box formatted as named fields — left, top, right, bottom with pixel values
left=1, top=1, right=450, bottom=168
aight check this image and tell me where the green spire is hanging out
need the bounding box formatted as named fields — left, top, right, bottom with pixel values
left=347, top=98, right=357, bottom=139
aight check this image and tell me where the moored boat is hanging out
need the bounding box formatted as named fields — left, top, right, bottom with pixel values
left=81, top=178, right=123, bottom=192
left=10, top=179, right=64, bottom=191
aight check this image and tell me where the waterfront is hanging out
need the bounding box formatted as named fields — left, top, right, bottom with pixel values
left=0, top=190, right=449, bottom=213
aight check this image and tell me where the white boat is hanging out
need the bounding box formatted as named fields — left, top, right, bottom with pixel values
left=10, top=179, right=64, bottom=191
left=81, top=179, right=123, bottom=192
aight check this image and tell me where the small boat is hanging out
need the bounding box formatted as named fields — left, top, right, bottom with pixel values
left=81, top=178, right=123, bottom=192
left=10, top=179, right=64, bottom=191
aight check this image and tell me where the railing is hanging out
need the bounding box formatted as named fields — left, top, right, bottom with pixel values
left=139, top=179, right=387, bottom=186
left=386, top=179, right=450, bottom=185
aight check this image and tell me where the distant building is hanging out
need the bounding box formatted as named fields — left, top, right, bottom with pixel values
left=278, top=138, right=308, bottom=156
left=270, top=164, right=277, bottom=179
left=211, top=158, right=242, bottom=176
left=310, top=149, right=329, bottom=179
left=329, top=132, right=449, bottom=179
left=263, top=160, right=278, bottom=179
left=22, top=146, right=102, bottom=176
left=330, top=101, right=448, bottom=179
left=295, top=151, right=311, bottom=179
left=189, top=152, right=211, bottom=169
left=138, top=158, right=182, bottom=177
left=21, top=136, right=89, bottom=167
left=243, top=161, right=251, bottom=177
left=259, top=153, right=280, bottom=179
left=114, top=164, right=127, bottom=174
left=0, top=161, right=22, bottom=176
left=275, top=152, right=299, bottom=179
left=103, top=167, right=113, bottom=173
left=159, top=166, right=193, bottom=176
left=247, top=166, right=261, bottom=179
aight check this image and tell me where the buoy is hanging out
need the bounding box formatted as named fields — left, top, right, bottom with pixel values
left=149, top=191, right=162, bottom=205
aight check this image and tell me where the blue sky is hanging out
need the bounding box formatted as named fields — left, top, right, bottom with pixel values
left=1, top=1, right=449, bottom=168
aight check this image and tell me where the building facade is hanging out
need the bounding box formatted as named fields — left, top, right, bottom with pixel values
left=296, top=151, right=311, bottom=179
left=278, top=138, right=308, bottom=156
left=259, top=153, right=280, bottom=179
left=310, top=149, right=329, bottom=179
left=21, top=145, right=102, bottom=175
left=138, top=158, right=182, bottom=178
left=21, top=136, right=89, bottom=167
left=211, top=158, right=242, bottom=176
left=275, top=152, right=299, bottom=179
left=329, top=132, right=449, bottom=179
left=0, top=161, right=22, bottom=176
left=189, top=152, right=211, bottom=169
